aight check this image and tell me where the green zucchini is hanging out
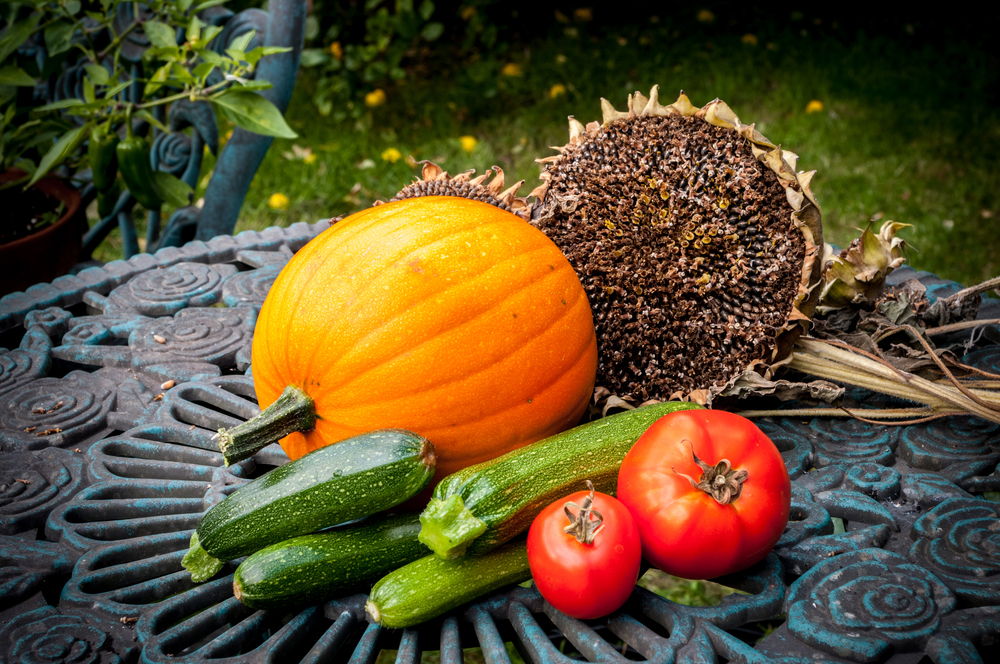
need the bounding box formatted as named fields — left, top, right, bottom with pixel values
left=418, top=401, right=701, bottom=559
left=233, top=513, right=426, bottom=610
left=183, top=429, right=435, bottom=582
left=365, top=540, right=530, bottom=628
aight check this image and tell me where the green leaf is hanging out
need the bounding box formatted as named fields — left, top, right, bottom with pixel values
left=299, top=48, right=329, bottom=68
left=192, top=62, right=215, bottom=81
left=211, top=89, right=297, bottom=138
left=14, top=158, right=37, bottom=177
left=179, top=0, right=195, bottom=11
left=191, top=0, right=229, bottom=11
left=134, top=109, right=169, bottom=132
left=419, top=0, right=435, bottom=20
left=170, top=62, right=196, bottom=84
left=188, top=15, right=203, bottom=42
left=201, top=25, right=223, bottom=45
left=0, top=65, right=35, bottom=87
left=83, top=75, right=95, bottom=103
left=104, top=80, right=131, bottom=99
left=144, top=63, right=171, bottom=97
left=261, top=46, right=292, bottom=56
left=144, top=45, right=182, bottom=60
left=152, top=171, right=194, bottom=207
left=0, top=15, right=41, bottom=64
left=35, top=98, right=85, bottom=112
left=28, top=123, right=91, bottom=187
left=229, top=29, right=255, bottom=53
left=421, top=22, right=444, bottom=41
left=238, top=80, right=272, bottom=91
left=44, top=21, right=76, bottom=56
left=144, top=21, right=177, bottom=49
left=243, top=46, right=264, bottom=67
left=83, top=64, right=110, bottom=85
left=65, top=0, right=82, bottom=15
left=197, top=49, right=224, bottom=66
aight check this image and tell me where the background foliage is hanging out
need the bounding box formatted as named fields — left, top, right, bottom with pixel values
left=88, top=2, right=999, bottom=287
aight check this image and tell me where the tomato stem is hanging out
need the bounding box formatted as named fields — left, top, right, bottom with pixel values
left=563, top=480, right=604, bottom=544
left=215, top=385, right=316, bottom=466
left=672, top=440, right=748, bottom=505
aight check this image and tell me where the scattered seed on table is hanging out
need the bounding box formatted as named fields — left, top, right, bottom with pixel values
left=153, top=334, right=166, bottom=343
left=161, top=380, right=175, bottom=389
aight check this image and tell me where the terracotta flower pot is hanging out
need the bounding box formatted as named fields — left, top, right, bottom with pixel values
left=0, top=169, right=83, bottom=298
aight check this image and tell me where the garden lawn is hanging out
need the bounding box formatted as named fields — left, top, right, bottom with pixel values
left=92, top=11, right=999, bottom=287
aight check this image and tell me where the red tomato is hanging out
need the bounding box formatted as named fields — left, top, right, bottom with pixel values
left=617, top=409, right=790, bottom=580
left=527, top=483, right=641, bottom=619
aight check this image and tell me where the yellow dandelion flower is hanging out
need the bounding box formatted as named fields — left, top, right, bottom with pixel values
left=303, top=153, right=317, bottom=165
left=365, top=89, right=387, bottom=107
left=742, top=33, right=758, bottom=45
left=381, top=148, right=402, bottom=163
left=330, top=41, right=343, bottom=59
left=224, top=129, right=233, bottom=141
left=805, top=100, right=824, bottom=114
left=501, top=62, right=522, bottom=77
left=696, top=9, right=715, bottom=23
left=268, top=193, right=289, bottom=210
left=574, top=8, right=593, bottom=21
left=459, top=136, right=478, bottom=153
left=549, top=84, right=566, bottom=99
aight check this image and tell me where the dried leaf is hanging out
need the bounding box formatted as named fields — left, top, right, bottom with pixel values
left=720, top=370, right=845, bottom=403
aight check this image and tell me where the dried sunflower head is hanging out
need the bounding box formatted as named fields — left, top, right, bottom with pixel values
left=818, top=219, right=911, bottom=311
left=527, top=86, right=824, bottom=404
left=378, top=161, right=527, bottom=214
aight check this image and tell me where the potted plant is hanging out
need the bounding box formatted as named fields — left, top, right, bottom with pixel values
left=0, top=0, right=300, bottom=296
left=0, top=98, right=83, bottom=295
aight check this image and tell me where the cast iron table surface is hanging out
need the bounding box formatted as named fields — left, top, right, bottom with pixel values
left=1, top=222, right=998, bottom=664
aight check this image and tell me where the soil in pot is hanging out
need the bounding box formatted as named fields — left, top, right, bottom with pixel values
left=0, top=170, right=83, bottom=298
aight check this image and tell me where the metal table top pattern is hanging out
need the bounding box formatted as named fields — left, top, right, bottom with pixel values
left=1, top=223, right=998, bottom=664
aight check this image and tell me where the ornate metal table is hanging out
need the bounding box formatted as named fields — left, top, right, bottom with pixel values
left=1, top=224, right=998, bottom=664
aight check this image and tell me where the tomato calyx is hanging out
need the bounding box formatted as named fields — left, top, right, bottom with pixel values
left=562, top=480, right=605, bottom=544
left=672, top=440, right=749, bottom=505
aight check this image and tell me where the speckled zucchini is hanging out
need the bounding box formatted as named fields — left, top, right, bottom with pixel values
left=365, top=539, right=530, bottom=628
left=183, top=429, right=435, bottom=582
left=418, top=401, right=701, bottom=559
left=233, top=513, right=426, bottom=610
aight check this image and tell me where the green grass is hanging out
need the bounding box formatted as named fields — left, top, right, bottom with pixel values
left=247, top=17, right=998, bottom=286
left=89, top=11, right=999, bottom=287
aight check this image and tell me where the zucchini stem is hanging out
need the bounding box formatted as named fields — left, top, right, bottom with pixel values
left=215, top=385, right=316, bottom=466
left=182, top=531, right=224, bottom=583
left=418, top=494, right=488, bottom=559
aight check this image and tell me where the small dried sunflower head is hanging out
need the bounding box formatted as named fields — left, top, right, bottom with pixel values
left=818, top=220, right=912, bottom=311
left=527, top=86, right=824, bottom=404
left=379, top=161, right=528, bottom=214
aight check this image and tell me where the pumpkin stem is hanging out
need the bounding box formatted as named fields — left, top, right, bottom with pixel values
left=563, top=480, right=604, bottom=544
left=671, top=439, right=749, bottom=505
left=215, top=385, right=316, bottom=466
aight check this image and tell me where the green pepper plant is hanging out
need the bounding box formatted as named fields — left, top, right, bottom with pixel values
left=0, top=0, right=297, bottom=211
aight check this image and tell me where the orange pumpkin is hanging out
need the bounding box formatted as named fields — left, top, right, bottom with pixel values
left=249, top=196, right=598, bottom=479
